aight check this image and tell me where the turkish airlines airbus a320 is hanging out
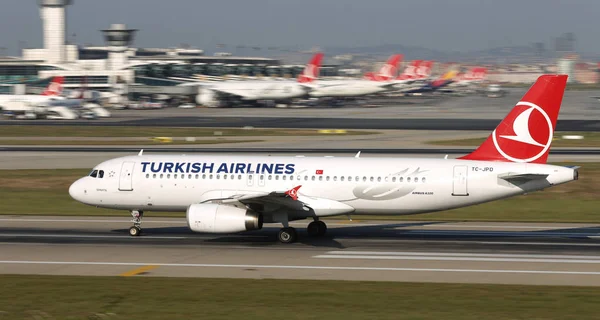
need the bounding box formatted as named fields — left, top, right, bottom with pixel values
left=69, top=75, right=578, bottom=243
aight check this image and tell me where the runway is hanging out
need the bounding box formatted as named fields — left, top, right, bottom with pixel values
left=1, top=216, right=600, bottom=286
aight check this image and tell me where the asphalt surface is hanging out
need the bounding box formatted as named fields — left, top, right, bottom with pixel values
left=1, top=216, right=600, bottom=285
left=2, top=117, right=600, bottom=131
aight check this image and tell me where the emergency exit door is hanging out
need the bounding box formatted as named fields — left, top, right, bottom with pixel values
left=452, top=165, right=469, bottom=196
left=119, top=161, right=135, bottom=191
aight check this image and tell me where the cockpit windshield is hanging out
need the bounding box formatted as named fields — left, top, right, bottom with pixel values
left=89, top=169, right=104, bottom=178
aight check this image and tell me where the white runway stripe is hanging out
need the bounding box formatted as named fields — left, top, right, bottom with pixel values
left=314, top=255, right=600, bottom=264
left=325, top=251, right=600, bottom=259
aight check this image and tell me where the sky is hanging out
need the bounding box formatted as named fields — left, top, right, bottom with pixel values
left=0, top=0, right=599, bottom=56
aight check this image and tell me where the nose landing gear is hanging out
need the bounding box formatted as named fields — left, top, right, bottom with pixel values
left=129, top=210, right=143, bottom=236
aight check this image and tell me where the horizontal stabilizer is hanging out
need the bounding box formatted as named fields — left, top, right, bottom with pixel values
left=498, top=173, right=549, bottom=182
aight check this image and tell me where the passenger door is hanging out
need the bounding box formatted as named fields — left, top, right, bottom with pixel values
left=452, top=165, right=469, bottom=196
left=119, top=161, right=135, bottom=191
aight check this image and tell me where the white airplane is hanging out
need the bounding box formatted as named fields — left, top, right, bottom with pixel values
left=69, top=75, right=577, bottom=243
left=180, top=53, right=323, bottom=108
left=308, top=55, right=404, bottom=98
left=0, top=77, right=66, bottom=117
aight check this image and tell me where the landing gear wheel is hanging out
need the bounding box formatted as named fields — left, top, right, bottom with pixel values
left=129, top=210, right=143, bottom=237
left=278, top=227, right=297, bottom=244
left=316, top=220, right=327, bottom=236
left=129, top=226, right=141, bottom=237
left=307, top=221, right=327, bottom=237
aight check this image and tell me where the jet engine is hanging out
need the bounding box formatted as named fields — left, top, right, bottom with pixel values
left=186, top=203, right=263, bottom=233
left=195, top=89, right=221, bottom=108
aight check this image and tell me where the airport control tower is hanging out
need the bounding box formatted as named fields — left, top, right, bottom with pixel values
left=101, top=24, right=137, bottom=70
left=38, top=0, right=72, bottom=63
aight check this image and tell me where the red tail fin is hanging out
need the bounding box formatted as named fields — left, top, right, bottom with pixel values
left=41, top=76, right=64, bottom=96
left=416, top=61, right=433, bottom=78
left=364, top=54, right=403, bottom=81
left=298, top=53, right=323, bottom=83
left=459, top=74, right=567, bottom=164
left=397, top=60, right=422, bottom=80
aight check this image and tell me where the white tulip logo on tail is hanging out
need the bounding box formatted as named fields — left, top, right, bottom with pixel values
left=492, top=101, right=553, bottom=163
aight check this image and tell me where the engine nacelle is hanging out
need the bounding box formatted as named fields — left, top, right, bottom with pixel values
left=186, top=203, right=263, bottom=233
left=196, top=89, right=221, bottom=108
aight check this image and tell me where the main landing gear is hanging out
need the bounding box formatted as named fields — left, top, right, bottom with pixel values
left=276, top=220, right=328, bottom=244
left=129, top=210, right=143, bottom=236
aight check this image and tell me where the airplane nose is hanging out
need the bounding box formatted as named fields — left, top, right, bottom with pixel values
left=69, top=179, right=86, bottom=202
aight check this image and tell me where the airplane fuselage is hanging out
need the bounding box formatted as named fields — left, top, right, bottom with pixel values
left=69, top=155, right=576, bottom=217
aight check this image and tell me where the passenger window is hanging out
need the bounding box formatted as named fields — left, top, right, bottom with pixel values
left=275, top=175, right=279, bottom=180
left=188, top=174, right=192, bottom=179
left=195, top=174, right=199, bottom=179
left=174, top=174, right=178, bottom=179
left=400, top=177, right=404, bottom=182
left=216, top=175, right=220, bottom=179
left=230, top=174, right=234, bottom=180
left=407, top=177, right=411, bottom=182
left=340, top=176, right=343, bottom=181
left=283, top=176, right=287, bottom=181
left=363, top=177, right=366, bottom=182
left=414, top=177, right=418, bottom=183
left=146, top=174, right=149, bottom=178
left=392, top=177, right=396, bottom=182
left=153, top=174, right=157, bottom=178
left=356, top=176, right=359, bottom=181
left=210, top=174, right=213, bottom=179
left=167, top=174, right=171, bottom=179
left=224, top=175, right=227, bottom=180
left=422, top=177, right=426, bottom=183
left=311, top=176, right=315, bottom=181
left=370, top=177, right=374, bottom=182
left=290, top=176, right=294, bottom=181
left=319, top=176, right=323, bottom=181
left=268, top=175, right=272, bottom=180
left=377, top=177, right=381, bottom=182
left=326, top=176, right=330, bottom=181
left=160, top=174, right=164, bottom=178
left=238, top=175, right=242, bottom=180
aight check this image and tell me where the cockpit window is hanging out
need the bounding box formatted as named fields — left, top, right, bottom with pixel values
left=98, top=170, right=104, bottom=178
left=89, top=170, right=98, bottom=178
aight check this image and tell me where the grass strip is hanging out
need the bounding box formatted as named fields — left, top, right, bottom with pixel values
left=428, top=132, right=600, bottom=148
left=0, top=275, right=598, bottom=320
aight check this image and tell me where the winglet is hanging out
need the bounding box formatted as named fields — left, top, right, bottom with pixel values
left=138, top=149, right=144, bottom=156
left=355, top=151, right=361, bottom=158
left=285, top=185, right=302, bottom=201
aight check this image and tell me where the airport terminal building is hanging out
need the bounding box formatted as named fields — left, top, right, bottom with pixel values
left=0, top=1, right=339, bottom=96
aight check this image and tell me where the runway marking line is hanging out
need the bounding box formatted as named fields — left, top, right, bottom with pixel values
left=120, top=265, right=157, bottom=277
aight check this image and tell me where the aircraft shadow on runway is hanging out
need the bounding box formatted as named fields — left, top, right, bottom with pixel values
left=104, top=222, right=600, bottom=249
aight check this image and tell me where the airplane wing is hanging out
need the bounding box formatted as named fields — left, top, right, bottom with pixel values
left=198, top=185, right=354, bottom=217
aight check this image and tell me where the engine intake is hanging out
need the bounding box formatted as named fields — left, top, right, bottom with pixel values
left=186, top=203, right=263, bottom=233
